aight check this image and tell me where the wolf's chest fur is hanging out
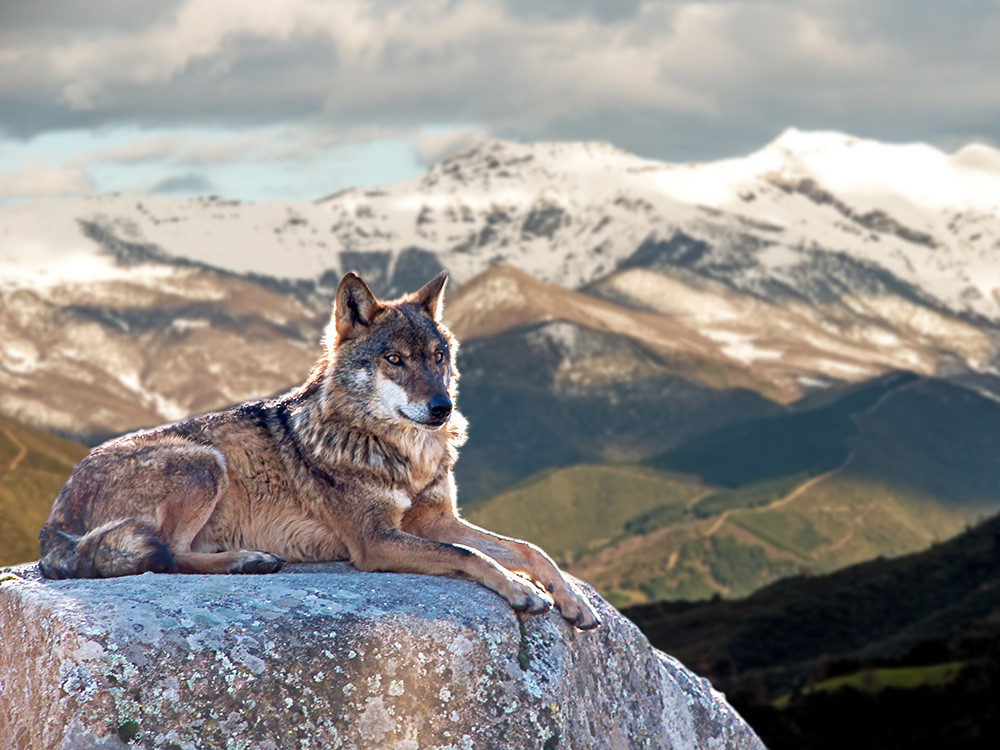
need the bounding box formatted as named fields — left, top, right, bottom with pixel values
left=286, top=396, right=460, bottom=498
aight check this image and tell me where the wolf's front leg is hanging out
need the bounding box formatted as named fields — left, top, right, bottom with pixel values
left=416, top=517, right=601, bottom=629
left=349, top=529, right=554, bottom=615
left=403, top=477, right=600, bottom=629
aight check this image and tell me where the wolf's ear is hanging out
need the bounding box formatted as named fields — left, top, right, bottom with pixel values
left=413, top=270, right=449, bottom=321
left=334, top=271, right=383, bottom=341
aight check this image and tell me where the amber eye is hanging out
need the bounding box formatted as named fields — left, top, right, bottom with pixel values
left=385, top=353, right=403, bottom=366
left=433, top=350, right=445, bottom=363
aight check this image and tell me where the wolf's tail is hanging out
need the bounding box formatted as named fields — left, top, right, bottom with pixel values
left=39, top=519, right=176, bottom=579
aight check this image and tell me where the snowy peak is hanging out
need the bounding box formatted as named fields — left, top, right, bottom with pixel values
left=950, top=142, right=1000, bottom=177
left=767, top=127, right=860, bottom=154
left=753, top=128, right=1000, bottom=211
left=425, top=138, right=650, bottom=184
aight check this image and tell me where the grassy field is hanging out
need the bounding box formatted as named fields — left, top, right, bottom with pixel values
left=0, top=414, right=88, bottom=566
left=464, top=463, right=706, bottom=566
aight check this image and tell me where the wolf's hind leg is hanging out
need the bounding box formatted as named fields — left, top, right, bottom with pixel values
left=172, top=550, right=285, bottom=574
left=40, top=437, right=228, bottom=578
left=124, top=442, right=284, bottom=575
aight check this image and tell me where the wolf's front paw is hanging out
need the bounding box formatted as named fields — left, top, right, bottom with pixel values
left=229, top=550, right=286, bottom=574
left=555, top=585, right=601, bottom=630
left=504, top=576, right=554, bottom=615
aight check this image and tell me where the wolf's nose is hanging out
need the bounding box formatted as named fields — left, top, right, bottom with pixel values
left=429, top=395, right=453, bottom=420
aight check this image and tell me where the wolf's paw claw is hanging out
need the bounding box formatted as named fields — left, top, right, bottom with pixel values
left=232, top=550, right=285, bottom=574
left=522, top=595, right=552, bottom=615
left=558, top=592, right=601, bottom=629
left=508, top=580, right=554, bottom=615
left=573, top=610, right=601, bottom=630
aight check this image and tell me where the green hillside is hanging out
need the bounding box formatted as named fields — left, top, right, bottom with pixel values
left=0, top=414, right=88, bottom=565
left=463, top=463, right=706, bottom=565
left=466, top=375, right=1000, bottom=606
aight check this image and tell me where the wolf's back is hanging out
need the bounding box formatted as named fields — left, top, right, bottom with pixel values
left=39, top=517, right=176, bottom=579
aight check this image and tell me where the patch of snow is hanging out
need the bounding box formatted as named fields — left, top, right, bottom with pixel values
left=0, top=341, right=41, bottom=374
left=702, top=330, right=783, bottom=364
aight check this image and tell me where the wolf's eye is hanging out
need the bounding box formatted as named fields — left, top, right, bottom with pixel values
left=385, top=353, right=403, bottom=366
left=433, top=350, right=445, bottom=363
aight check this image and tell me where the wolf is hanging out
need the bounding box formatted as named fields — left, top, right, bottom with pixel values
left=38, top=270, right=600, bottom=629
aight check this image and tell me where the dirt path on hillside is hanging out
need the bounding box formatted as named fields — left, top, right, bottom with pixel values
left=825, top=509, right=870, bottom=553
left=1, top=425, right=28, bottom=476
left=702, top=377, right=921, bottom=538
left=704, top=510, right=732, bottom=536
left=772, top=462, right=846, bottom=510
left=702, top=463, right=844, bottom=537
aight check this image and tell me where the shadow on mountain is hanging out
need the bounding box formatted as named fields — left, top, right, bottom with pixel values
left=645, top=371, right=1000, bottom=509
left=453, top=321, right=779, bottom=503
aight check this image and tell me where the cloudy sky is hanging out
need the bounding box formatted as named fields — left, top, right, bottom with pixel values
left=2, top=0, right=999, bottom=203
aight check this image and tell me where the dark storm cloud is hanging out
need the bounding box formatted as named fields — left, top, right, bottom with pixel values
left=1, top=0, right=999, bottom=161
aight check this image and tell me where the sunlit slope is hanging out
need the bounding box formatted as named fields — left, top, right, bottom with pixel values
left=620, top=503, right=1000, bottom=702
left=0, top=414, right=88, bottom=565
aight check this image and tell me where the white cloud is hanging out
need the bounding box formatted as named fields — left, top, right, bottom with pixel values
left=2, top=0, right=1000, bottom=189
left=415, top=127, right=490, bottom=165
left=0, top=165, right=94, bottom=201
left=68, top=131, right=274, bottom=167
left=50, top=0, right=343, bottom=109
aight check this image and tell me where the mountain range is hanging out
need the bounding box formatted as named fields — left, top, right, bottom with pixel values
left=2, top=129, right=1000, bottom=598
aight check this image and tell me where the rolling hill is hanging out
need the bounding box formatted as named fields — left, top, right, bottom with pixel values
left=465, top=374, right=1000, bottom=605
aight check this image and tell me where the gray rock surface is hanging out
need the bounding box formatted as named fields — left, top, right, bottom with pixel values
left=0, top=563, right=764, bottom=749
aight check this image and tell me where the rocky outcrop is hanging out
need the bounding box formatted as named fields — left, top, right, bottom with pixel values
left=0, top=563, right=763, bottom=749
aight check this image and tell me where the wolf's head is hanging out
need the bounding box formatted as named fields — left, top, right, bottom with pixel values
left=321, top=270, right=459, bottom=431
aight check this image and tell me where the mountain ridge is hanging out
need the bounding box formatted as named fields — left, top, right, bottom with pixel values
left=4, top=130, right=1000, bottom=318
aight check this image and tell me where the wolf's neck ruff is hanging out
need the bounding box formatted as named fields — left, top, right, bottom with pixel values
left=283, top=379, right=447, bottom=492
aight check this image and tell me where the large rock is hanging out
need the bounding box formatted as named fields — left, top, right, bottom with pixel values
left=0, top=563, right=763, bottom=749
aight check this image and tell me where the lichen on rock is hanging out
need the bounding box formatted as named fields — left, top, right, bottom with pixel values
left=0, top=562, right=764, bottom=749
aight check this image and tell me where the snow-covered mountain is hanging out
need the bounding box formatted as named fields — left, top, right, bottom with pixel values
left=2, top=129, right=1000, bottom=443
left=4, top=129, right=999, bottom=313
